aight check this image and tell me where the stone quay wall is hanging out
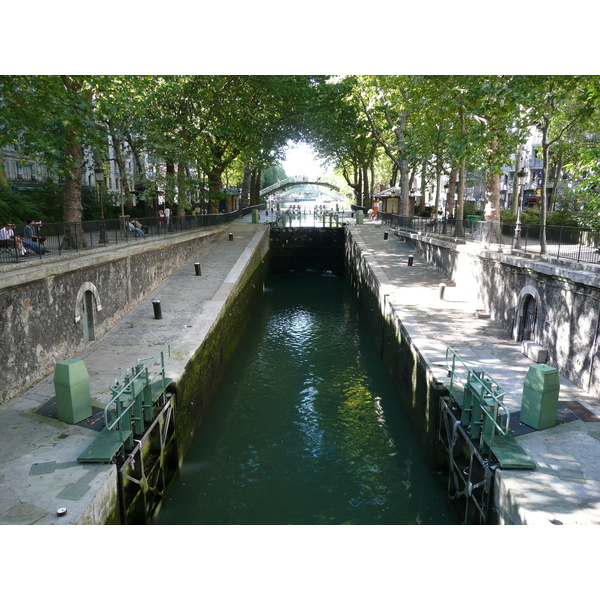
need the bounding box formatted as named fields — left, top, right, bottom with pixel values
left=399, top=231, right=600, bottom=398
left=0, top=228, right=224, bottom=405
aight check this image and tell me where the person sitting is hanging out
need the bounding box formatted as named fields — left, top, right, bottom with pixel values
left=24, top=219, right=46, bottom=247
left=0, top=222, right=23, bottom=254
left=0, top=223, right=48, bottom=256
left=127, top=219, right=146, bottom=238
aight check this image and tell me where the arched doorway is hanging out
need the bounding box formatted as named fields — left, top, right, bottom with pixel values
left=82, top=290, right=96, bottom=342
left=74, top=282, right=102, bottom=342
left=522, top=294, right=537, bottom=342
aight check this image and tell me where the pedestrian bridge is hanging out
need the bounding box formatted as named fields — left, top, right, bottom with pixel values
left=260, top=177, right=340, bottom=197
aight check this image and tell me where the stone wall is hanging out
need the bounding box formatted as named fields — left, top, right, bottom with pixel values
left=345, top=230, right=447, bottom=466
left=399, top=231, right=600, bottom=397
left=0, top=228, right=223, bottom=405
left=171, top=231, right=270, bottom=463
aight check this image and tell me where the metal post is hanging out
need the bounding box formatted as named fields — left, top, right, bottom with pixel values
left=152, top=300, right=162, bottom=320
left=194, top=262, right=201, bottom=276
left=513, top=168, right=527, bottom=250
left=408, top=255, right=414, bottom=266
left=95, top=167, right=108, bottom=244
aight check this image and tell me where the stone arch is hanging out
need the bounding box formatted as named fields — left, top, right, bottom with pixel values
left=513, top=284, right=540, bottom=342
left=74, top=282, right=102, bottom=324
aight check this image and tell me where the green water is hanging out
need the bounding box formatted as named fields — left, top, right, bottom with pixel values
left=155, top=272, right=457, bottom=525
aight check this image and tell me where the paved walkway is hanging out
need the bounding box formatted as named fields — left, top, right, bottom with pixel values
left=0, top=220, right=265, bottom=524
left=351, top=222, right=600, bottom=525
left=2, top=213, right=600, bottom=525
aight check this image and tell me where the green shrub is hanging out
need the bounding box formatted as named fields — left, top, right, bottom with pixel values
left=546, top=209, right=580, bottom=227
left=500, top=209, right=516, bottom=224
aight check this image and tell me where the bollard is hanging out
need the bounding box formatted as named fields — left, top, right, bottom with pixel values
left=384, top=231, right=389, bottom=240
left=194, top=262, right=201, bottom=276
left=439, top=283, right=446, bottom=299
left=408, top=255, right=414, bottom=266
left=152, top=299, right=162, bottom=320
left=229, top=233, right=233, bottom=241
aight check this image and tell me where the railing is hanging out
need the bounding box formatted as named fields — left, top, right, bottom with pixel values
left=445, top=347, right=510, bottom=455
left=104, top=344, right=172, bottom=449
left=380, top=213, right=469, bottom=239
left=0, top=204, right=265, bottom=266
left=380, top=212, right=600, bottom=266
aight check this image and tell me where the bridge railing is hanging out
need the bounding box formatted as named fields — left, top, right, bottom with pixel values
left=0, top=204, right=265, bottom=266
left=260, top=178, right=341, bottom=197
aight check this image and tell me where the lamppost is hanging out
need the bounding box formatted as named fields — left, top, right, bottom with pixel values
left=442, top=183, right=449, bottom=234
left=513, top=168, right=528, bottom=250
left=95, top=166, right=108, bottom=244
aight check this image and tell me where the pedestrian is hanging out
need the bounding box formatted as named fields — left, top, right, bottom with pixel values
left=159, top=209, right=165, bottom=227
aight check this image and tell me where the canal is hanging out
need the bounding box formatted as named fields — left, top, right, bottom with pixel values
left=155, top=270, right=457, bottom=525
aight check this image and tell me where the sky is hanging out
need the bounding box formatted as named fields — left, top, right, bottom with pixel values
left=281, top=142, right=327, bottom=180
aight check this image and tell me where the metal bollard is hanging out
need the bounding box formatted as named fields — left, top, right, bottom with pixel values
left=152, top=300, right=162, bottom=320
left=194, top=262, right=201, bottom=276
left=439, top=283, right=446, bottom=299
left=384, top=231, right=389, bottom=240
left=408, top=255, right=414, bottom=266
left=229, top=233, right=233, bottom=241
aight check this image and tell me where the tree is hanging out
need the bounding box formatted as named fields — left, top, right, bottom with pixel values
left=0, top=75, right=105, bottom=247
left=521, top=76, right=600, bottom=252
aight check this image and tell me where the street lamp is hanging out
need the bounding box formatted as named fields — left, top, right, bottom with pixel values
left=513, top=168, right=528, bottom=249
left=95, top=166, right=108, bottom=244
left=442, top=183, right=449, bottom=234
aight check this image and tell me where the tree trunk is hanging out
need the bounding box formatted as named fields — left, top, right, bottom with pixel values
left=362, top=165, right=369, bottom=209
left=62, top=132, right=86, bottom=249
left=446, top=170, right=457, bottom=218
left=419, top=161, right=427, bottom=215
left=455, top=157, right=466, bottom=237
left=483, top=139, right=503, bottom=244
left=165, top=160, right=176, bottom=209
left=390, top=162, right=398, bottom=187
left=399, top=158, right=410, bottom=216
left=549, top=148, right=563, bottom=211
left=177, top=161, right=187, bottom=215
left=207, top=170, right=223, bottom=214
left=241, top=160, right=252, bottom=209
left=434, top=159, right=442, bottom=217
left=0, top=148, right=8, bottom=186
left=250, top=168, right=262, bottom=205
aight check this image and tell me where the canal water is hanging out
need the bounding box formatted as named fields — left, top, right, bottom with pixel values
left=155, top=271, right=457, bottom=525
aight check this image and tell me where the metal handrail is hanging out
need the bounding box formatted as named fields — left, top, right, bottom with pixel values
left=1, top=205, right=266, bottom=266
left=445, top=347, right=510, bottom=438
left=104, top=344, right=171, bottom=435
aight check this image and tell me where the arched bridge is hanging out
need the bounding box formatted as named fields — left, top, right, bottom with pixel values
left=260, top=177, right=340, bottom=197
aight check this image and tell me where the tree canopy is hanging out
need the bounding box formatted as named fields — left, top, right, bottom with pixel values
left=2, top=75, right=600, bottom=237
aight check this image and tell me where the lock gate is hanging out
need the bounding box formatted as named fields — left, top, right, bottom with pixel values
left=77, top=344, right=173, bottom=464
left=436, top=348, right=535, bottom=524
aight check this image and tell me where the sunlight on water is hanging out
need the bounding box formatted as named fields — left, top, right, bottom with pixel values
left=155, top=272, right=457, bottom=525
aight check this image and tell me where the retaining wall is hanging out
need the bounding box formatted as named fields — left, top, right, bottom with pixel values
left=398, top=231, right=600, bottom=398
left=345, top=229, right=447, bottom=465
left=0, top=228, right=224, bottom=405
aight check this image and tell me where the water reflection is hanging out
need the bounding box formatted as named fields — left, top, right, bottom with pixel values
left=155, top=272, right=456, bottom=525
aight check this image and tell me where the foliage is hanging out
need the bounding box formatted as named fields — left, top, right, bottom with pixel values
left=3, top=75, right=600, bottom=226
left=500, top=209, right=517, bottom=224
left=262, top=164, right=287, bottom=188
